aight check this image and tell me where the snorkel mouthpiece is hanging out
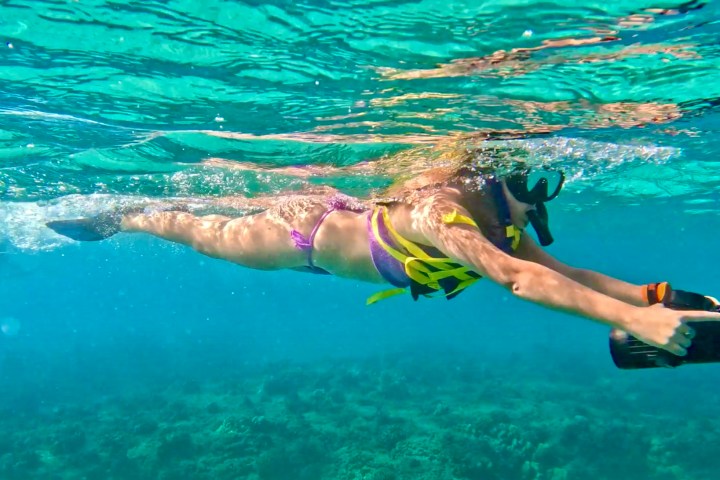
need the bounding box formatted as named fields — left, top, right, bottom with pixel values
left=526, top=203, right=554, bottom=246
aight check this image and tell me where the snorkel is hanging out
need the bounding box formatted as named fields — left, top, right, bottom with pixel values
left=526, top=203, right=553, bottom=246
left=504, top=169, right=565, bottom=246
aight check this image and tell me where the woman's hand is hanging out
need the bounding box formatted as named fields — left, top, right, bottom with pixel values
left=627, top=304, right=720, bottom=356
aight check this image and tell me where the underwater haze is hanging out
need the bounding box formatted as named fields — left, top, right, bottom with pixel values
left=3, top=0, right=720, bottom=479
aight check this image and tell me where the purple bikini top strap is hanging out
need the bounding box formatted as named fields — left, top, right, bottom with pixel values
left=366, top=207, right=412, bottom=288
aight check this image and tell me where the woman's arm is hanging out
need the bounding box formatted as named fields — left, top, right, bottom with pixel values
left=410, top=192, right=719, bottom=355
left=514, top=235, right=649, bottom=307
left=411, top=192, right=644, bottom=329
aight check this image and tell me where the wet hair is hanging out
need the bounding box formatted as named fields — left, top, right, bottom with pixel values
left=375, top=136, right=532, bottom=204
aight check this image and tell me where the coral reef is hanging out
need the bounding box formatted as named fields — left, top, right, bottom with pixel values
left=0, top=350, right=718, bottom=479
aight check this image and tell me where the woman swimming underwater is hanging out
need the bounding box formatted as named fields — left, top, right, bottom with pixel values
left=47, top=143, right=720, bottom=363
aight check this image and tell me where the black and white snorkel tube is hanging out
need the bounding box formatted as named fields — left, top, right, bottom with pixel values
left=504, top=169, right=565, bottom=247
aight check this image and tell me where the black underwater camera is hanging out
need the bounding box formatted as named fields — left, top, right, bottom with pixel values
left=609, top=288, right=720, bottom=369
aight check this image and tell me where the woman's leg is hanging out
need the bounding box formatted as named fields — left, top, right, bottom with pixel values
left=120, top=201, right=323, bottom=270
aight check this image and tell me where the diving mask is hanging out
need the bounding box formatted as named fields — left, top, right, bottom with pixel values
left=505, top=168, right=564, bottom=246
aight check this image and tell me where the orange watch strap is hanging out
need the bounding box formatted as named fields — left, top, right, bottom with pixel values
left=644, top=282, right=670, bottom=305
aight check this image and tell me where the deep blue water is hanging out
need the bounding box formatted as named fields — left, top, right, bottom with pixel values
left=4, top=1, right=720, bottom=479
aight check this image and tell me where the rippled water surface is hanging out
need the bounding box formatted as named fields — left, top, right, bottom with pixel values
left=2, top=0, right=720, bottom=223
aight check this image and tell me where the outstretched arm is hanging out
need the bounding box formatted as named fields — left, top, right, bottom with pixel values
left=514, top=235, right=649, bottom=307
left=410, top=191, right=720, bottom=355
left=411, top=192, right=644, bottom=329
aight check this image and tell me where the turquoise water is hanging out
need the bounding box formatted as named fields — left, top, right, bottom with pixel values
left=3, top=1, right=720, bottom=479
